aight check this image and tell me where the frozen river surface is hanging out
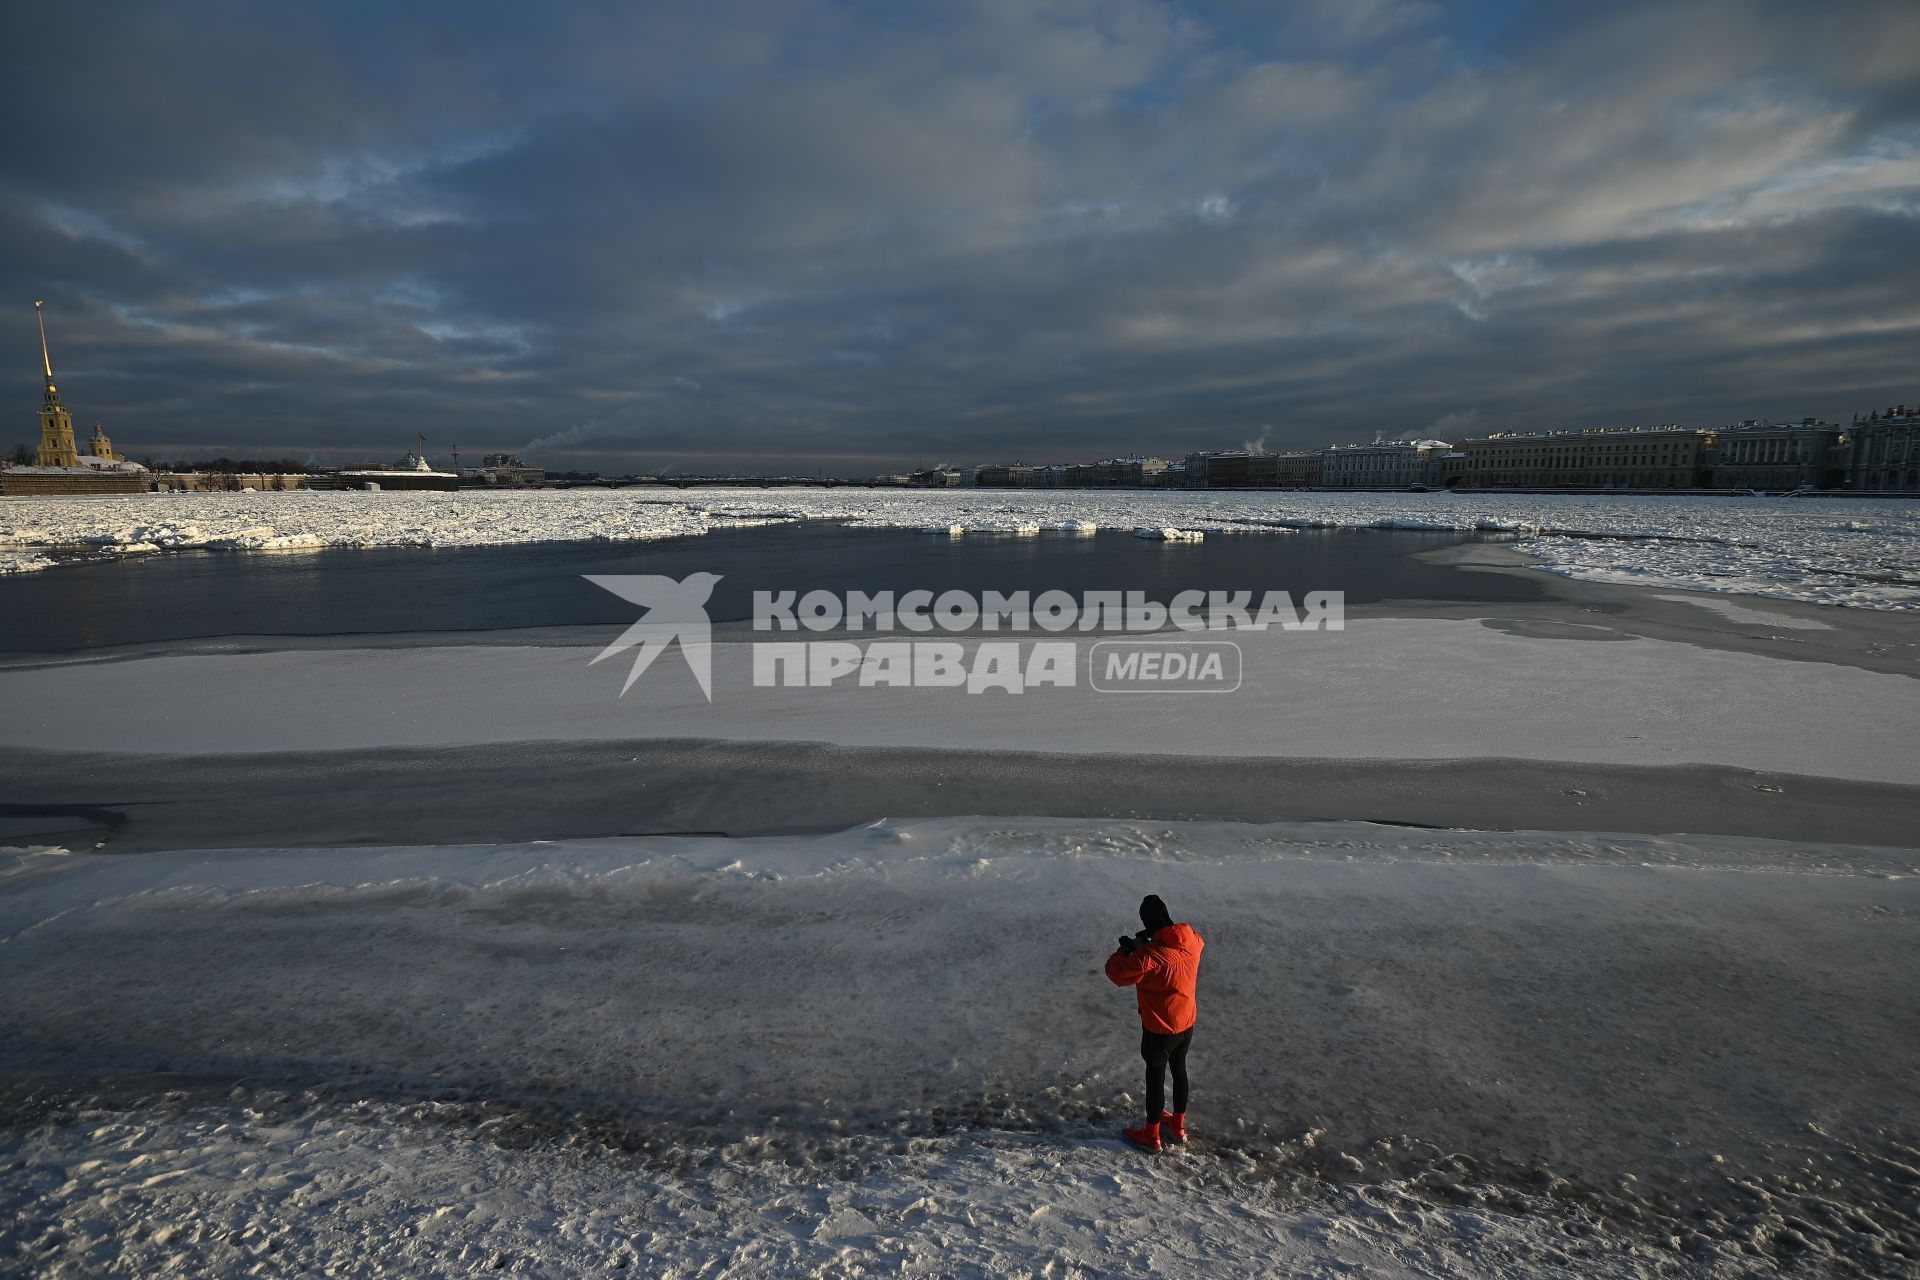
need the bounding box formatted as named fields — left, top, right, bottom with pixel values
left=2, top=820, right=1916, bottom=1277
left=4, top=487, right=1918, bottom=609
left=5, top=489, right=1918, bottom=1277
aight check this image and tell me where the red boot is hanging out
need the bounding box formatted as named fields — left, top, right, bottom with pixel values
left=1159, top=1112, right=1187, bottom=1143
left=1123, top=1121, right=1162, bottom=1152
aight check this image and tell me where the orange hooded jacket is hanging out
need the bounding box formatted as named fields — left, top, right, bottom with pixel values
left=1104, top=922, right=1204, bottom=1035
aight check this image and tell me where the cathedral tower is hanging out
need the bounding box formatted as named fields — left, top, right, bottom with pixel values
left=34, top=301, right=80, bottom=467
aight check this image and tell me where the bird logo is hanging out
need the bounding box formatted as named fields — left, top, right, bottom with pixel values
left=585, top=571, right=723, bottom=700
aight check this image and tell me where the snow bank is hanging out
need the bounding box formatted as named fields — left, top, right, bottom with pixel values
left=1, top=818, right=1914, bottom=1277
left=4, top=488, right=1919, bottom=609
left=1, top=1091, right=1699, bottom=1279
left=6, top=620, right=1915, bottom=783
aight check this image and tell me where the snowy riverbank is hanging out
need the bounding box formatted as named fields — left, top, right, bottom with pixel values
left=3, top=818, right=1915, bottom=1277
left=6, top=618, right=1916, bottom=784
left=0, top=1089, right=1765, bottom=1279
left=3, top=488, right=1918, bottom=609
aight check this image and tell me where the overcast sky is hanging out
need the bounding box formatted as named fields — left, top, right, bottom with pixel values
left=6, top=0, right=1918, bottom=473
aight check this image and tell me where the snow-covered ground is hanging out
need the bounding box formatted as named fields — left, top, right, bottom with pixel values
left=6, top=619, right=1915, bottom=784
left=3, top=819, right=1915, bottom=1278
left=0, top=1093, right=1702, bottom=1280
left=3, top=487, right=1918, bottom=608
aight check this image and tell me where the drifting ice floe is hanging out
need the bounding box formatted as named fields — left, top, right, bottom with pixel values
left=1, top=487, right=1917, bottom=608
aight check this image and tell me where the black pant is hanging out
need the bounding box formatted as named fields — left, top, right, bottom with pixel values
left=1140, top=1026, right=1193, bottom=1120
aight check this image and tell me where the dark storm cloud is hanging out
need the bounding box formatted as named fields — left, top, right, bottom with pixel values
left=4, top=0, right=1917, bottom=471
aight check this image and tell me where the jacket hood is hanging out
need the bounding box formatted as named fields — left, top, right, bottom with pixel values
left=1154, top=923, right=1202, bottom=953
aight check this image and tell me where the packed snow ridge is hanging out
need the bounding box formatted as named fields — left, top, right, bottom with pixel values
left=3, top=488, right=1918, bottom=608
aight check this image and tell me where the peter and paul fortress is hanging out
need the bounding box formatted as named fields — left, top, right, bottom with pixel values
left=0, top=301, right=149, bottom=495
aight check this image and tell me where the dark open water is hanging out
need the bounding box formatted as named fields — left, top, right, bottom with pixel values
left=0, top=523, right=1541, bottom=652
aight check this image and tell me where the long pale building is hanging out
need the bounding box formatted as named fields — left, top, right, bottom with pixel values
left=1453, top=426, right=1712, bottom=489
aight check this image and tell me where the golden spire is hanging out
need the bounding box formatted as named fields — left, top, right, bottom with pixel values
left=34, top=299, right=58, bottom=404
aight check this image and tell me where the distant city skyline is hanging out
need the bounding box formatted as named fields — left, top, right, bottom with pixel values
left=6, top=1, right=1919, bottom=474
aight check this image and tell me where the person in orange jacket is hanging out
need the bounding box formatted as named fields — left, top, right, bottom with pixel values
left=1104, top=894, right=1204, bottom=1152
